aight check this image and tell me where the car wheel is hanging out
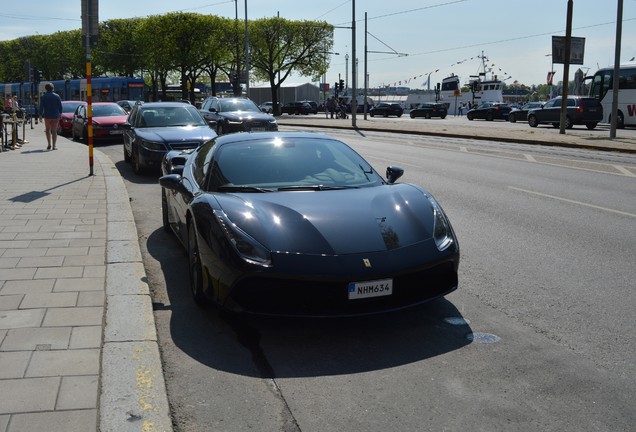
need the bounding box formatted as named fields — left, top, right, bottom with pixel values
left=440, top=114, right=447, bottom=119
left=467, top=112, right=474, bottom=121
left=397, top=113, right=402, bottom=118
left=370, top=112, right=375, bottom=117
left=132, top=145, right=144, bottom=175
left=528, top=115, right=538, bottom=127
left=551, top=123, right=560, bottom=128
left=410, top=112, right=415, bottom=119
left=486, top=112, right=494, bottom=121
left=187, top=223, right=207, bottom=306
left=585, top=122, right=598, bottom=130
left=425, top=112, right=431, bottom=119
left=161, top=189, right=170, bottom=232
left=564, top=116, right=573, bottom=129
left=509, top=113, right=516, bottom=123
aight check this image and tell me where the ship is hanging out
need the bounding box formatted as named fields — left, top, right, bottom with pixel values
left=405, top=51, right=504, bottom=113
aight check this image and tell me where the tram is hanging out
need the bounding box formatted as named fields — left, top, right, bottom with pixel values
left=1, top=77, right=145, bottom=115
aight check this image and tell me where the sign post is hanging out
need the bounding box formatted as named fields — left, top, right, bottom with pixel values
left=82, top=0, right=98, bottom=175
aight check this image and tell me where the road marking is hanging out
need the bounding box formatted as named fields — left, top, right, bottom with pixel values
left=613, top=165, right=636, bottom=177
left=525, top=154, right=536, bottom=162
left=460, top=146, right=468, bottom=152
left=509, top=187, right=636, bottom=218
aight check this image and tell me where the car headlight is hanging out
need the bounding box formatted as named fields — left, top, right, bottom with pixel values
left=139, top=139, right=166, bottom=152
left=228, top=120, right=243, bottom=125
left=92, top=123, right=102, bottom=129
left=214, top=210, right=272, bottom=267
left=427, top=196, right=454, bottom=251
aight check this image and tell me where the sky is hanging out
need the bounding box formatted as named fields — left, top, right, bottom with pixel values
left=1, top=0, right=635, bottom=89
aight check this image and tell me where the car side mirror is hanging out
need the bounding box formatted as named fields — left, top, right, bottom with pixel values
left=159, top=174, right=190, bottom=197
left=386, top=166, right=404, bottom=184
left=208, top=108, right=217, bottom=113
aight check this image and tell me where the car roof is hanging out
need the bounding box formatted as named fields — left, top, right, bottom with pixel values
left=138, top=101, right=191, bottom=108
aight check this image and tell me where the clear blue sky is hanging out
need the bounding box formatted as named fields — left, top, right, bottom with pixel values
left=2, top=0, right=635, bottom=88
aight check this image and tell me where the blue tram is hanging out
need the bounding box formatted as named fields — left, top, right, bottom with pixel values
left=1, top=77, right=145, bottom=115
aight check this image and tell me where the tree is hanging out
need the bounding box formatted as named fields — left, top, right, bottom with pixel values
left=96, top=18, right=145, bottom=77
left=249, top=17, right=333, bottom=115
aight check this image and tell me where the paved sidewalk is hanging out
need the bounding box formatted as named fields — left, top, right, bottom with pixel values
left=0, top=125, right=171, bottom=432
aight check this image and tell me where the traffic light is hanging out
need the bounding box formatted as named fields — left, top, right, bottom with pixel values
left=34, top=69, right=41, bottom=82
left=339, top=79, right=345, bottom=92
left=334, top=82, right=339, bottom=94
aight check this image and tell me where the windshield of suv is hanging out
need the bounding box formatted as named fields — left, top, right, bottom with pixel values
left=138, top=106, right=207, bottom=127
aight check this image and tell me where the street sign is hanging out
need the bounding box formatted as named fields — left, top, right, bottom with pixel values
left=552, top=36, right=585, bottom=65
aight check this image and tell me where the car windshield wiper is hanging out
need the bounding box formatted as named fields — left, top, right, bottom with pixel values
left=217, top=185, right=273, bottom=193
left=277, top=185, right=358, bottom=191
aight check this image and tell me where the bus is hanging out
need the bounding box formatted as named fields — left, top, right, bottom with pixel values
left=587, top=64, right=636, bottom=128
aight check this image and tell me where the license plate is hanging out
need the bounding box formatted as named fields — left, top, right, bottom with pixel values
left=250, top=127, right=266, bottom=132
left=110, top=130, right=124, bottom=135
left=348, top=278, right=393, bottom=300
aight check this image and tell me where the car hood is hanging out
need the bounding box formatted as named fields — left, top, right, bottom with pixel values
left=93, top=115, right=129, bottom=126
left=220, top=111, right=274, bottom=122
left=136, top=126, right=216, bottom=142
left=213, top=184, right=436, bottom=255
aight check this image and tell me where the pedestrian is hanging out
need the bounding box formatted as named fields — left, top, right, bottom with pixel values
left=39, top=82, right=63, bottom=150
left=326, top=96, right=336, bottom=119
left=4, top=94, right=13, bottom=113
left=458, top=103, right=464, bottom=116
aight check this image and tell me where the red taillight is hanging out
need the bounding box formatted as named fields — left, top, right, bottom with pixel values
left=577, top=104, right=583, bottom=113
left=494, top=105, right=500, bottom=110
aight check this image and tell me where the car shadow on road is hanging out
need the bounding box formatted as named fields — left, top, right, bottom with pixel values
left=145, top=228, right=472, bottom=379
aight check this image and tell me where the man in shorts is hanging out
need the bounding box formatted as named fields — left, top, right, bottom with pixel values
left=39, top=82, right=63, bottom=150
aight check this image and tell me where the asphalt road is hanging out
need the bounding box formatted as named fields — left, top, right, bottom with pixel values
left=95, top=126, right=636, bottom=432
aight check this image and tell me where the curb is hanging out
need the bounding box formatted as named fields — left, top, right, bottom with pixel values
left=96, top=151, right=173, bottom=432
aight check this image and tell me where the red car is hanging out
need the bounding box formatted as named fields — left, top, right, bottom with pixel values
left=71, top=102, right=129, bottom=142
left=57, top=101, right=86, bottom=136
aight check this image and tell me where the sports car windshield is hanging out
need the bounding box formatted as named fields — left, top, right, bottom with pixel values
left=210, top=137, right=383, bottom=191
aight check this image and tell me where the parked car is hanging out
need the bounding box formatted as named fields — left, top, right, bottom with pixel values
left=280, top=101, right=314, bottom=115
left=57, top=100, right=85, bottom=136
left=507, top=101, right=544, bottom=123
left=71, top=102, right=129, bottom=142
left=300, top=100, right=319, bottom=114
left=466, top=102, right=512, bottom=121
left=159, top=131, right=459, bottom=316
left=409, top=102, right=448, bottom=119
left=122, top=102, right=216, bottom=174
left=369, top=102, right=404, bottom=118
left=199, top=96, right=278, bottom=135
left=117, top=100, right=142, bottom=113
left=259, top=101, right=279, bottom=114
left=526, top=96, right=603, bottom=129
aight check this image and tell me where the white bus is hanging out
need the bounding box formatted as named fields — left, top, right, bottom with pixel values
left=587, top=64, right=636, bottom=128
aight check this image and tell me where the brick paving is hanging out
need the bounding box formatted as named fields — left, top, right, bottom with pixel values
left=0, top=122, right=171, bottom=432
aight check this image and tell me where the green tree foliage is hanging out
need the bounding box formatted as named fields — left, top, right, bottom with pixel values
left=249, top=17, right=333, bottom=114
left=0, top=12, right=334, bottom=106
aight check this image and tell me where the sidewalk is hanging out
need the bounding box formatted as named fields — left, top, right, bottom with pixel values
left=0, top=124, right=172, bottom=432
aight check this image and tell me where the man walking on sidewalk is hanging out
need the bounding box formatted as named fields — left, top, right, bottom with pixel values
left=39, top=82, right=63, bottom=150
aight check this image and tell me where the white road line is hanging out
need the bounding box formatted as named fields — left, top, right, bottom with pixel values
left=613, top=165, right=636, bottom=177
left=525, top=154, right=536, bottom=162
left=509, top=186, right=636, bottom=218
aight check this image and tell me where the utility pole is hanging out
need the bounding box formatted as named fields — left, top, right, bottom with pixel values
left=351, top=0, right=357, bottom=127
left=610, top=0, right=623, bottom=138
left=559, top=0, right=573, bottom=135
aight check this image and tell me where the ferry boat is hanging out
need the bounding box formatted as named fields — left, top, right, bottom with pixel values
left=405, top=52, right=504, bottom=113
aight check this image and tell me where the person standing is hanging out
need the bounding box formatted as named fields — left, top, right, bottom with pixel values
left=39, top=82, right=63, bottom=150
